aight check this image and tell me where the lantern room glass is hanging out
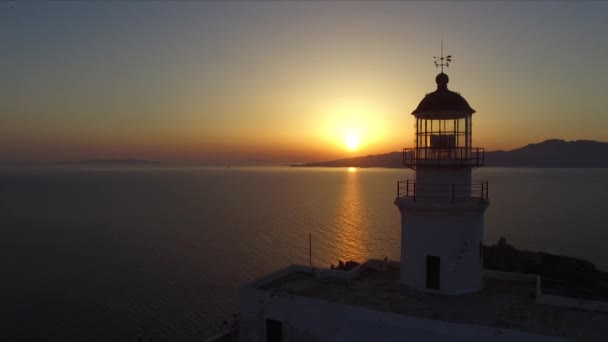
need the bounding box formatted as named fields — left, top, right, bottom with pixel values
left=415, top=116, right=471, bottom=159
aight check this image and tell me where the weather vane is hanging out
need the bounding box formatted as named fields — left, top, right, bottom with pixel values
left=433, top=40, right=452, bottom=73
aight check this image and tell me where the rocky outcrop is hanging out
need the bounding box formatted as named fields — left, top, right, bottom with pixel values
left=483, top=237, right=608, bottom=300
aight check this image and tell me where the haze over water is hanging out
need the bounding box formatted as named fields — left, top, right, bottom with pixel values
left=1, top=166, right=606, bottom=341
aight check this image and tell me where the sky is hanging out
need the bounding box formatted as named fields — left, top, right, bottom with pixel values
left=1, top=1, right=607, bottom=164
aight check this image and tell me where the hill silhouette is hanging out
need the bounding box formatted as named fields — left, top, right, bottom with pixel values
left=53, top=159, right=166, bottom=166
left=296, top=139, right=608, bottom=168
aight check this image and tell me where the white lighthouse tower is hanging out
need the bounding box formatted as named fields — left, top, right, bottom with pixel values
left=395, top=52, right=489, bottom=294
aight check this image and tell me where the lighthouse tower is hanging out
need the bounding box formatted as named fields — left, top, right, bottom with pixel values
left=395, top=53, right=489, bottom=295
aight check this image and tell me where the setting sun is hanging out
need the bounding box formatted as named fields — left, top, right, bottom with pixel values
left=345, top=134, right=360, bottom=151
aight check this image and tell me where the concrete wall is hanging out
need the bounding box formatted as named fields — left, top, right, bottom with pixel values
left=536, top=277, right=608, bottom=313
left=483, top=269, right=538, bottom=282
left=238, top=285, right=570, bottom=342
left=415, top=166, right=472, bottom=200
left=484, top=269, right=608, bottom=313
left=400, top=209, right=485, bottom=294
left=239, top=265, right=603, bottom=342
left=204, top=328, right=237, bottom=342
left=536, top=294, right=608, bottom=312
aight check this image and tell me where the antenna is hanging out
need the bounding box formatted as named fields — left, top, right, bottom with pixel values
left=433, top=40, right=452, bottom=72
left=309, top=233, right=313, bottom=270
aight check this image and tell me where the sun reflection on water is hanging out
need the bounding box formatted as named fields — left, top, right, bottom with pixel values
left=328, top=169, right=369, bottom=264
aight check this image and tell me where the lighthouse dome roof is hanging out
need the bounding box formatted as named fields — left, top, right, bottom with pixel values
left=412, top=73, right=475, bottom=119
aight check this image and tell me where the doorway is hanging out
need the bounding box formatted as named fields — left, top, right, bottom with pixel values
left=266, top=318, right=282, bottom=342
left=426, top=255, right=440, bottom=290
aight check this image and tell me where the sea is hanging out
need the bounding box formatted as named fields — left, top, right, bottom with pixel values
left=1, top=166, right=607, bottom=341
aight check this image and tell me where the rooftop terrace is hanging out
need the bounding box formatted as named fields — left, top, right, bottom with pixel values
left=256, top=261, right=608, bottom=342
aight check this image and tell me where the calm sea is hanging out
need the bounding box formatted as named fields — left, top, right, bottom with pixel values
left=1, top=166, right=607, bottom=341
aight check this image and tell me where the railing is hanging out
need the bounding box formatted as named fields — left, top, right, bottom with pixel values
left=396, top=180, right=489, bottom=203
left=403, top=147, right=484, bottom=169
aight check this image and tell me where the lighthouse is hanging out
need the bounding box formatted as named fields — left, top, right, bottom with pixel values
left=395, top=53, right=489, bottom=294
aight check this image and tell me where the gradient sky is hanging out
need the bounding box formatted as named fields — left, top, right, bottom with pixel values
left=2, top=1, right=607, bottom=164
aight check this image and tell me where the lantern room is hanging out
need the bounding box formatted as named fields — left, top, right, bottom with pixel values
left=404, top=72, right=483, bottom=168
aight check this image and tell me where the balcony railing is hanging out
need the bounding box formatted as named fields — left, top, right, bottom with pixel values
left=403, top=147, right=484, bottom=169
left=396, top=180, right=489, bottom=203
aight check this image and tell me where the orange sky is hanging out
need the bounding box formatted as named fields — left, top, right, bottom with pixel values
left=2, top=2, right=608, bottom=164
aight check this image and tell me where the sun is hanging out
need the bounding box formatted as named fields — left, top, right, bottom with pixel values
left=345, top=134, right=360, bottom=151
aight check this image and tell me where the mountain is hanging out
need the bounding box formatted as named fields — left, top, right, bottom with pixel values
left=485, top=139, right=608, bottom=167
left=51, top=159, right=169, bottom=166
left=296, top=139, right=608, bottom=168
left=0, top=159, right=172, bottom=167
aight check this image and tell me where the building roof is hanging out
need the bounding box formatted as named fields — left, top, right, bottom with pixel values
left=256, top=262, right=608, bottom=341
left=412, top=73, right=476, bottom=119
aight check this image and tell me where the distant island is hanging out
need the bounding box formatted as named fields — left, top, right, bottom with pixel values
left=52, top=159, right=168, bottom=166
left=295, top=139, right=608, bottom=168
left=0, top=159, right=170, bottom=167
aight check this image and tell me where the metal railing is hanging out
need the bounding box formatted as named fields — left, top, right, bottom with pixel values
left=403, top=147, right=484, bottom=169
left=397, top=180, right=489, bottom=203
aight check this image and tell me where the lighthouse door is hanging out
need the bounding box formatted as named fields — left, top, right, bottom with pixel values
left=426, top=255, right=440, bottom=289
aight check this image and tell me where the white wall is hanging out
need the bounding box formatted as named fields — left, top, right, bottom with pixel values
left=409, top=166, right=474, bottom=202
left=416, top=166, right=471, bottom=184
left=536, top=277, right=608, bottom=313
left=400, top=209, right=485, bottom=294
left=238, top=286, right=570, bottom=342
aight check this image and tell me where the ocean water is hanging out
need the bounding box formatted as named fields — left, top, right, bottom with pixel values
left=1, top=166, right=607, bottom=341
